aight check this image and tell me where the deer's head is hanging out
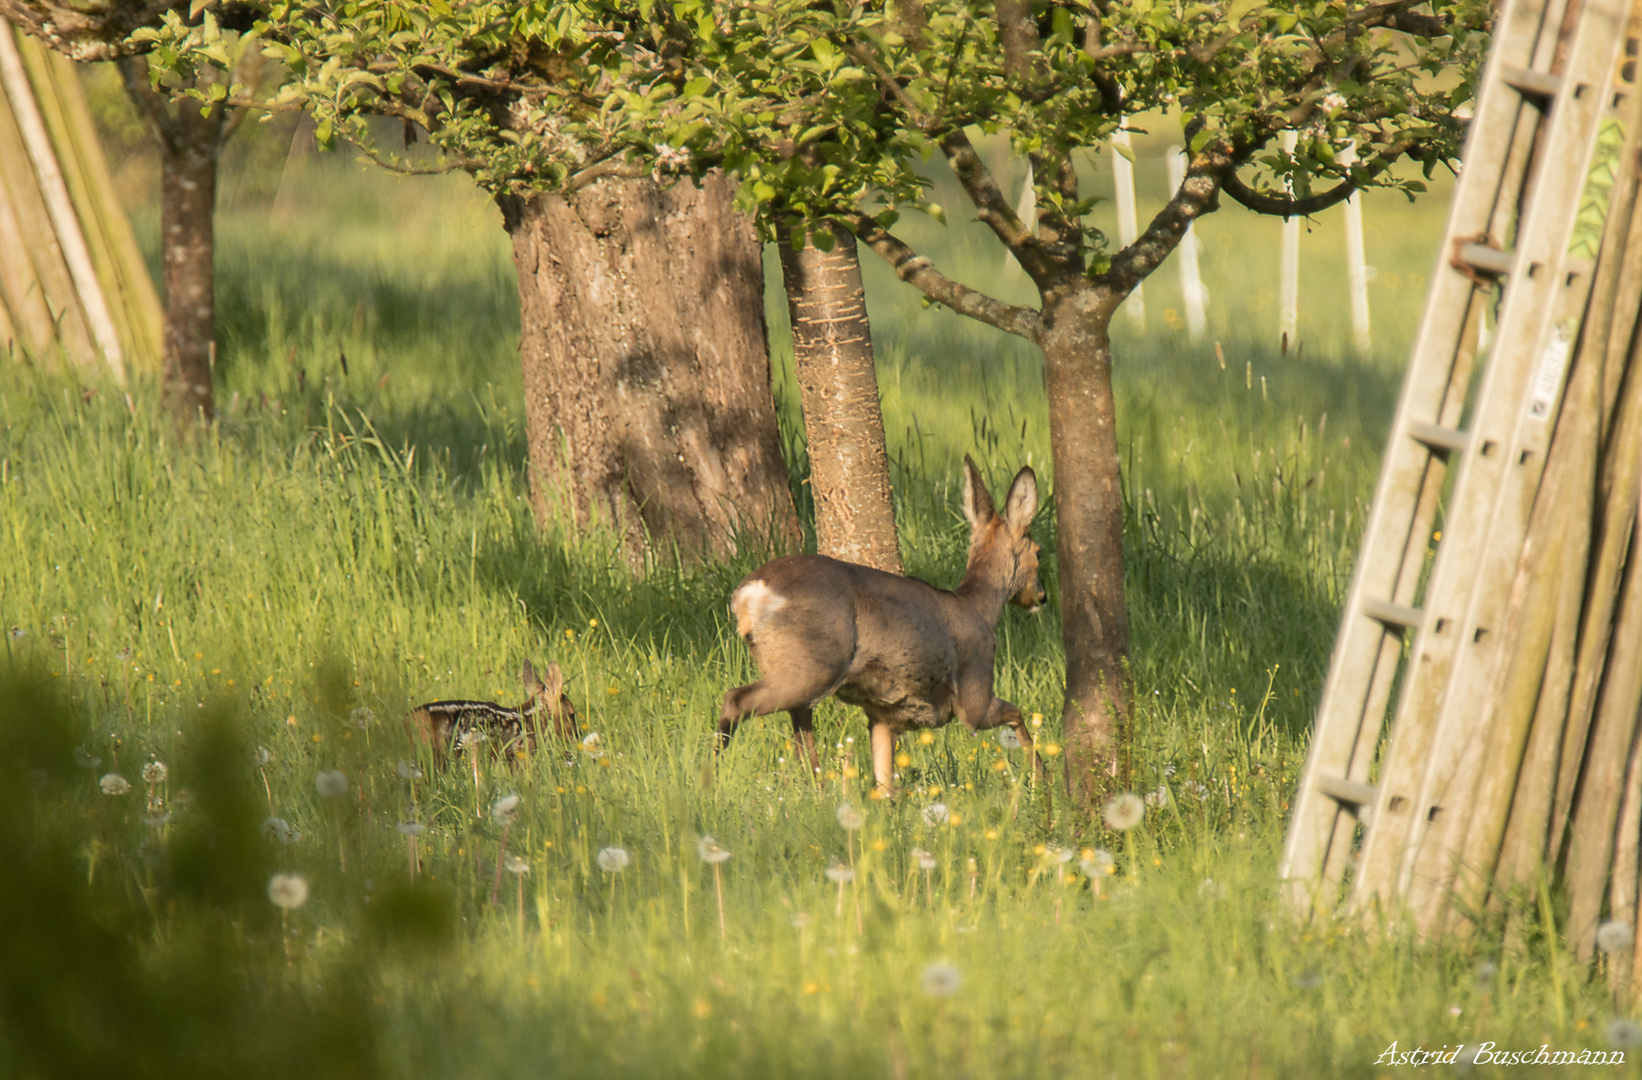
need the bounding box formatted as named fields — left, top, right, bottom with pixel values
left=521, top=659, right=580, bottom=740
left=962, top=455, right=1045, bottom=613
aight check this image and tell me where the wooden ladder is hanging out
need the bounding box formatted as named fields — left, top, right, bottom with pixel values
left=1280, top=0, right=1642, bottom=920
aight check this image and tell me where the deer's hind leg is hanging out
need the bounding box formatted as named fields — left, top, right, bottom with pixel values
left=790, top=705, right=822, bottom=780
left=717, top=635, right=846, bottom=754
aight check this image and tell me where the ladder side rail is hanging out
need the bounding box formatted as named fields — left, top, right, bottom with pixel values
left=1278, top=0, right=1569, bottom=912
left=1351, top=0, right=1635, bottom=914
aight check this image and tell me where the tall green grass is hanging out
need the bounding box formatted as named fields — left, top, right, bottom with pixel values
left=0, top=130, right=1631, bottom=1078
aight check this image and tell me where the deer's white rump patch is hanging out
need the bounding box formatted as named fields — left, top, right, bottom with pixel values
left=731, top=579, right=787, bottom=638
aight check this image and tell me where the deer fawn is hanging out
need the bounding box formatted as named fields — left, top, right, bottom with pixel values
left=718, top=456, right=1045, bottom=794
left=411, top=660, right=579, bottom=767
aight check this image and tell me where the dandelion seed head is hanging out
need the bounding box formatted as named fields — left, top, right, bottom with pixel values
left=396, top=760, right=422, bottom=780
left=349, top=707, right=375, bottom=730
left=314, top=769, right=349, bottom=798
left=396, top=821, right=425, bottom=836
left=835, top=801, right=864, bottom=831
left=1080, top=849, right=1116, bottom=878
left=261, top=816, right=300, bottom=843
left=697, top=835, right=731, bottom=864
left=142, top=761, right=168, bottom=785
left=99, top=773, right=131, bottom=795
left=921, top=962, right=962, bottom=996
left=597, top=846, right=630, bottom=873
left=505, top=854, right=530, bottom=876
left=913, top=848, right=937, bottom=871
left=998, top=727, right=1022, bottom=750
left=491, top=793, right=521, bottom=826
left=921, top=802, right=950, bottom=826
left=1047, top=844, right=1075, bottom=865
left=1608, top=1019, right=1642, bottom=1050
left=1596, top=920, right=1634, bottom=954
left=267, top=872, right=310, bottom=910
left=1103, top=792, right=1145, bottom=831
left=824, top=862, right=855, bottom=884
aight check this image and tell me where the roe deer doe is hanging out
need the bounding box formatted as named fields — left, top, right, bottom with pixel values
left=718, top=456, right=1045, bottom=794
left=411, top=660, right=579, bottom=767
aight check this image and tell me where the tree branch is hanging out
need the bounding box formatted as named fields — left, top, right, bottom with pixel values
left=0, top=0, right=177, bottom=62
left=845, top=210, right=1041, bottom=340
left=938, top=129, right=1036, bottom=257
left=1221, top=173, right=1356, bottom=217
left=1102, top=139, right=1233, bottom=293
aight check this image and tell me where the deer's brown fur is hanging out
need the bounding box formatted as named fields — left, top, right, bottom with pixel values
left=411, top=660, right=578, bottom=767
left=718, top=456, right=1044, bottom=793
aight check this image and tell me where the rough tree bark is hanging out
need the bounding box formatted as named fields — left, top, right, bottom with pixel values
left=503, top=171, right=802, bottom=566
left=778, top=225, right=902, bottom=574
left=119, top=57, right=225, bottom=422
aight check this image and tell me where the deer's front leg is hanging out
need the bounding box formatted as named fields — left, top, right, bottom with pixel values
left=869, top=721, right=896, bottom=797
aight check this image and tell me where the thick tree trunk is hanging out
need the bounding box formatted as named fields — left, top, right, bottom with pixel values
left=1039, top=282, right=1133, bottom=806
left=778, top=226, right=902, bottom=574
left=504, top=172, right=802, bottom=566
left=119, top=58, right=222, bottom=422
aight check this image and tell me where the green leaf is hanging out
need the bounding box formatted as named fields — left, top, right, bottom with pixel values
left=1109, top=139, right=1136, bottom=165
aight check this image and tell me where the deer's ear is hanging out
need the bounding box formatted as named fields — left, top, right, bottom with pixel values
left=1004, top=466, right=1038, bottom=532
left=522, top=660, right=546, bottom=695
left=962, top=454, right=996, bottom=527
left=543, top=661, right=565, bottom=698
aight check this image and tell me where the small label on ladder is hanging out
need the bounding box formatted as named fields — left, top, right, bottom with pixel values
left=1527, top=321, right=1575, bottom=420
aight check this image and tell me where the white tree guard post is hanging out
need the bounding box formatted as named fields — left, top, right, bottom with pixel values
left=1279, top=130, right=1300, bottom=352
left=1003, top=159, right=1037, bottom=279
left=1165, top=145, right=1206, bottom=340
left=1340, top=144, right=1372, bottom=356
left=1111, top=127, right=1145, bottom=329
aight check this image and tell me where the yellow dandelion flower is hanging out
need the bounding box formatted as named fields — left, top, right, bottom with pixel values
left=917, top=730, right=935, bottom=746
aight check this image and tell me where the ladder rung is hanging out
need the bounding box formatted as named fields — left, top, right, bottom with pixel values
left=1407, top=421, right=1471, bottom=456
left=1315, top=774, right=1378, bottom=807
left=1499, top=65, right=1564, bottom=99
left=1455, top=242, right=1515, bottom=277
left=1362, top=598, right=1424, bottom=629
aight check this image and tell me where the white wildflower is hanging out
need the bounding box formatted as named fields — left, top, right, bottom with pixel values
left=921, top=963, right=962, bottom=996
left=597, top=846, right=630, bottom=872
left=505, top=854, right=530, bottom=876
left=1144, top=785, right=1169, bottom=808
left=396, top=760, right=422, bottom=780
left=824, top=862, right=855, bottom=884
left=921, top=803, right=950, bottom=826
left=835, top=801, right=864, bottom=831
left=581, top=731, right=604, bottom=759
left=1322, top=92, right=1348, bottom=113
left=998, top=727, right=1022, bottom=750
left=349, top=707, right=375, bottom=729
left=314, top=769, right=349, bottom=798
left=1102, top=792, right=1145, bottom=831
left=912, top=848, right=937, bottom=871
left=267, top=872, right=310, bottom=910
left=99, top=773, right=131, bottom=795
left=142, top=761, right=168, bottom=785
left=1046, top=844, right=1075, bottom=865
left=697, top=835, right=731, bottom=864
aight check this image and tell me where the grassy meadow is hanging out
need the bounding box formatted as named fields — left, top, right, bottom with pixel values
left=1, top=109, right=1634, bottom=1078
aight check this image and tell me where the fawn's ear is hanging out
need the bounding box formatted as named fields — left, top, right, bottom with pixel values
left=962, top=454, right=996, bottom=527
left=1004, top=466, right=1038, bottom=533
left=522, top=660, right=546, bottom=695
left=543, top=661, right=565, bottom=698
